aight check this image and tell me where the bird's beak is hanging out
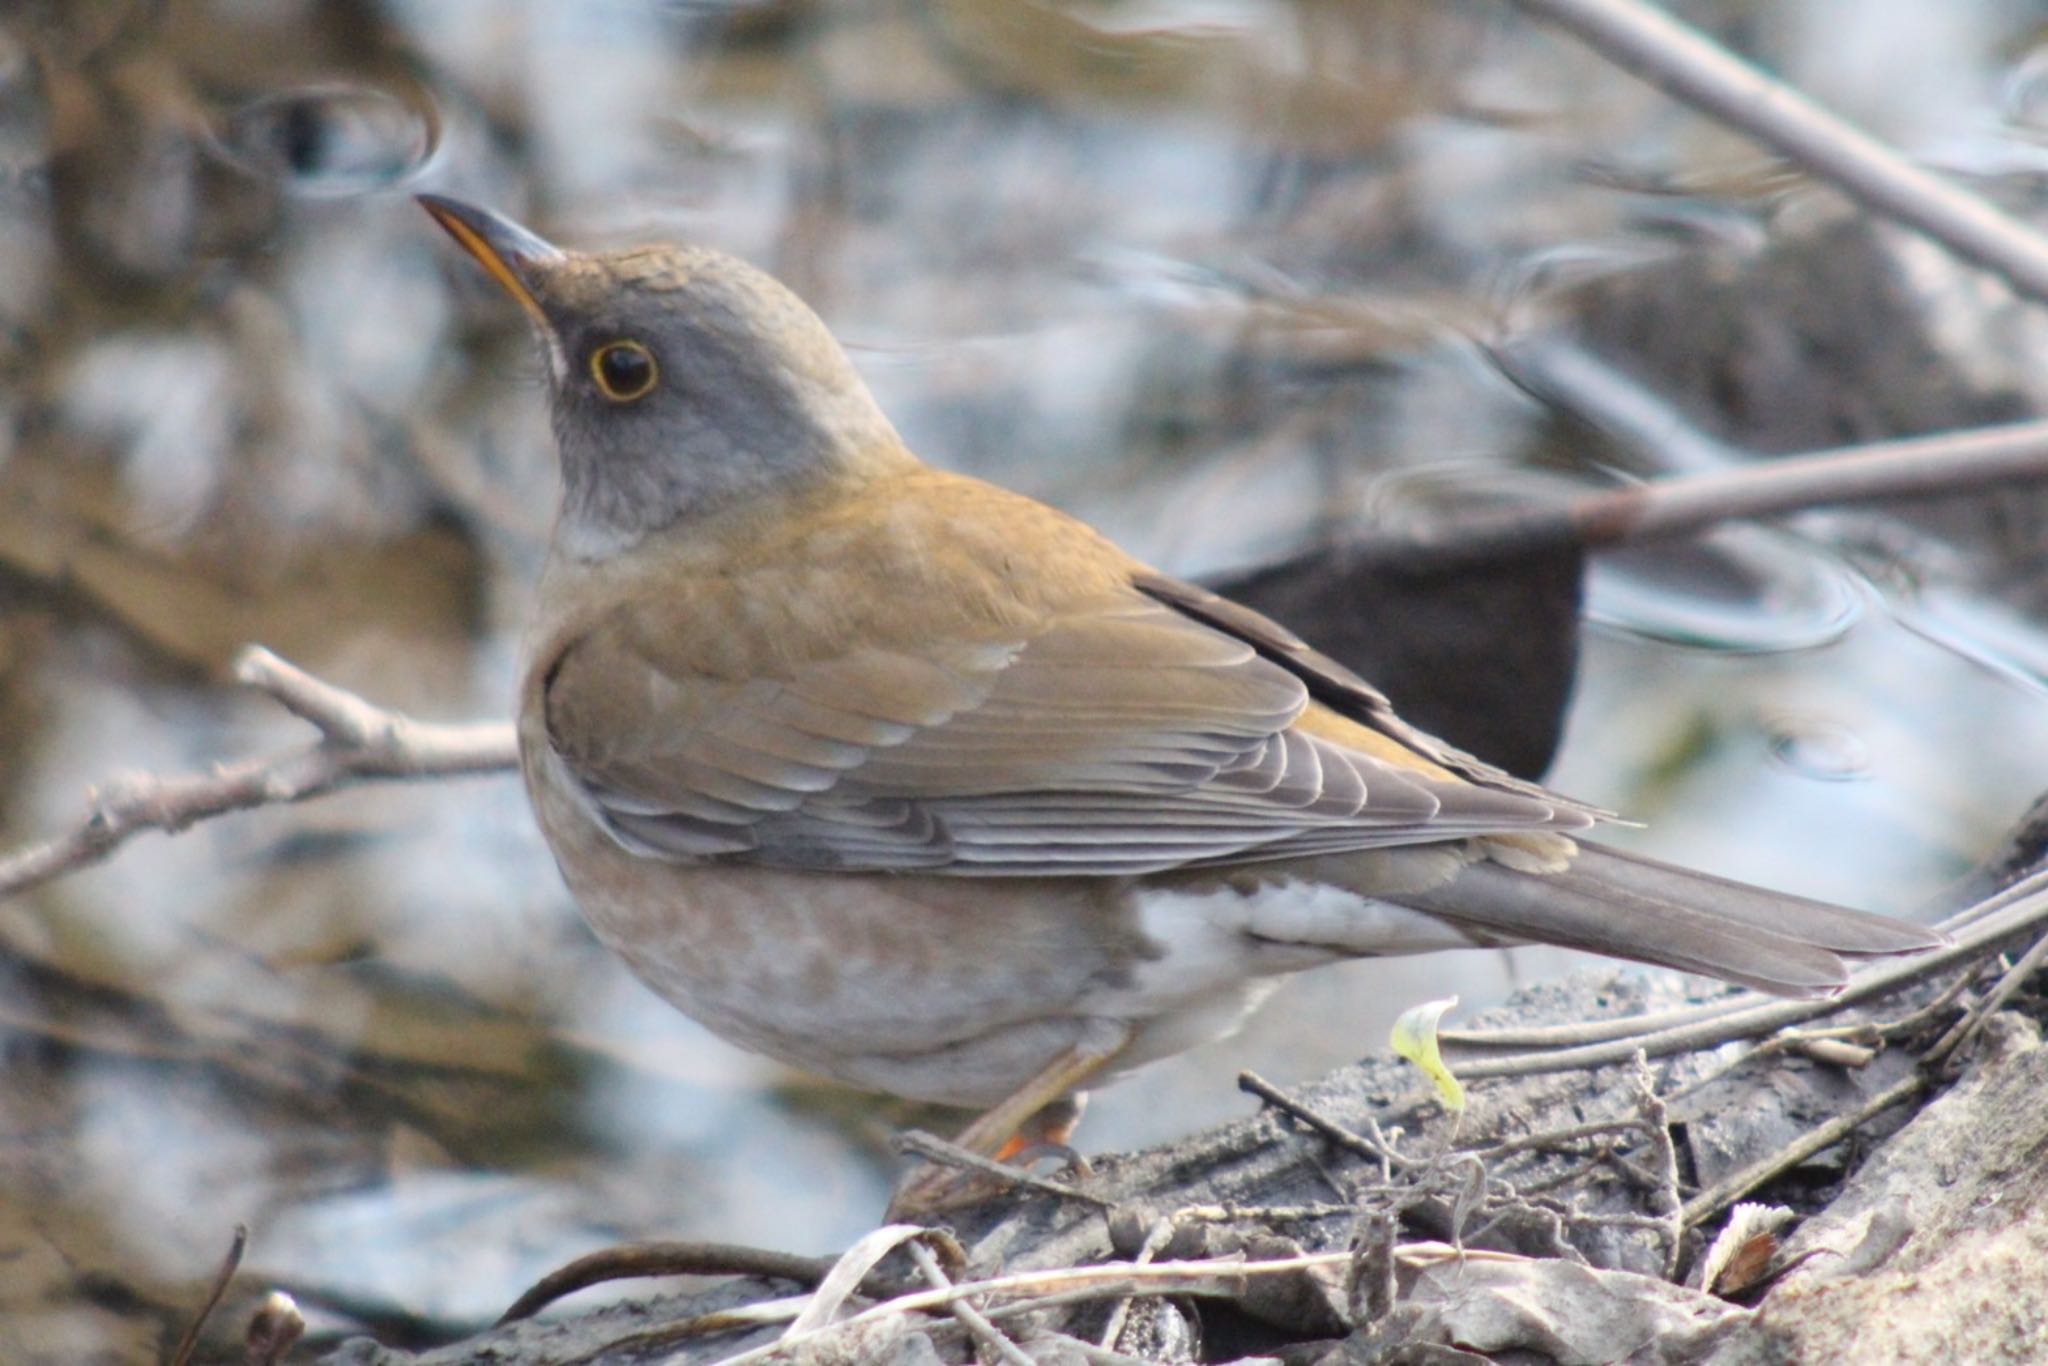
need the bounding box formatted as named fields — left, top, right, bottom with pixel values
left=417, top=194, right=565, bottom=330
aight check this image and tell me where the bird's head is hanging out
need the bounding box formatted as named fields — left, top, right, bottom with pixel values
left=420, top=195, right=906, bottom=557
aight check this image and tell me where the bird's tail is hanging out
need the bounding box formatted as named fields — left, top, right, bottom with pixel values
left=1388, top=839, right=1947, bottom=998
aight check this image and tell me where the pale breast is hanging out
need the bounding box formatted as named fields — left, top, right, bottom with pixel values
left=523, top=701, right=1505, bottom=1108
left=525, top=729, right=1161, bottom=1103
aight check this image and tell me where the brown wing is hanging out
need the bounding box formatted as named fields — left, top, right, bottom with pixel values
left=535, top=472, right=1595, bottom=874
left=542, top=601, right=1596, bottom=875
left=1130, top=572, right=1609, bottom=818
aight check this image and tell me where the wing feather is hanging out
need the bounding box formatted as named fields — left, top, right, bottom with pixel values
left=540, top=558, right=1594, bottom=873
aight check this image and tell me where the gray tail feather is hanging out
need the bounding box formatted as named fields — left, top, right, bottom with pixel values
left=1391, top=839, right=1948, bottom=999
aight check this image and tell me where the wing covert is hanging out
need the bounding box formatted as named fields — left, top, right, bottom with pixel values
left=539, top=570, right=1593, bottom=873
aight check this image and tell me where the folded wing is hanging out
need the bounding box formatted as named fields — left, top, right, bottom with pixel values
left=540, top=576, right=1595, bottom=874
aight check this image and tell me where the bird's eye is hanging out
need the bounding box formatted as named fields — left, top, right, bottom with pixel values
left=589, top=340, right=657, bottom=402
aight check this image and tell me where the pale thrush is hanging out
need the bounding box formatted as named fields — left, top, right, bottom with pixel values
left=419, top=195, right=1942, bottom=1209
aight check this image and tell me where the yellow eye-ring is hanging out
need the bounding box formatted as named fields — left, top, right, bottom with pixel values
left=589, top=340, right=658, bottom=402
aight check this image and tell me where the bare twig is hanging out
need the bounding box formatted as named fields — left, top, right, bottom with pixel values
left=894, top=1129, right=1117, bottom=1208
left=0, top=646, right=516, bottom=902
left=1097, top=1216, right=1176, bottom=1351
left=168, top=1224, right=248, bottom=1366
left=907, top=1240, right=1035, bottom=1366
left=1628, top=1055, right=1686, bottom=1279
left=1387, top=410, right=2048, bottom=571
left=1442, top=991, right=1755, bottom=1049
left=1174, top=1201, right=1356, bottom=1225
left=1541, top=1202, right=1679, bottom=1236
left=1443, top=961, right=1955, bottom=1054
left=1655, top=1024, right=1882, bottom=1112
left=1448, top=876, right=2048, bottom=1081
left=11, top=416, right=2048, bottom=909
left=497, top=1240, right=860, bottom=1325
left=1545, top=967, right=1964, bottom=1123
left=1350, top=1207, right=1399, bottom=1324
left=1504, top=0, right=2048, bottom=304
left=719, top=1252, right=1348, bottom=1366
left=784, top=1225, right=951, bottom=1337
left=1558, top=419, right=2048, bottom=548
left=1511, top=1153, right=1621, bottom=1197
left=1874, top=970, right=1981, bottom=1042
left=1466, top=1117, right=1645, bottom=1159
left=1679, top=1072, right=1927, bottom=1228
left=556, top=1295, right=817, bottom=1366
left=1239, top=1071, right=1413, bottom=1172
left=1784, top=1036, right=1879, bottom=1069
left=1923, top=927, right=2048, bottom=1068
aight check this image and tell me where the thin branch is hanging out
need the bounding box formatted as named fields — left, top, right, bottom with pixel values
left=1872, top=968, right=1982, bottom=1043
left=0, top=646, right=516, bottom=902
left=1449, top=875, right=2048, bottom=1081
left=1656, top=1023, right=1881, bottom=1109
left=168, top=1224, right=248, bottom=1366
left=1239, top=1070, right=1414, bottom=1172
left=10, top=411, right=2048, bottom=906
left=1386, top=410, right=2048, bottom=571
left=554, top=1294, right=818, bottom=1365
left=1442, top=992, right=1755, bottom=1049
left=1536, top=1203, right=1676, bottom=1235
left=1628, top=1055, right=1686, bottom=1280
left=497, top=1240, right=856, bottom=1325
left=1504, top=0, right=2048, bottom=305
left=783, top=1225, right=949, bottom=1338
left=1679, top=1072, right=1927, bottom=1228
left=1563, top=423, right=2048, bottom=549
left=718, top=1252, right=1348, bottom=1366
left=894, top=1129, right=1116, bottom=1208
left=1923, top=926, right=2048, bottom=1068
left=1556, top=428, right=2048, bottom=557
left=1465, top=1117, right=1644, bottom=1160
left=1174, top=1201, right=1357, bottom=1224
left=907, top=1240, right=1035, bottom=1366
left=1097, top=1216, right=1176, bottom=1352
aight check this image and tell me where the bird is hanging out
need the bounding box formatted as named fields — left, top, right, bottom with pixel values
left=417, top=194, right=1943, bottom=1211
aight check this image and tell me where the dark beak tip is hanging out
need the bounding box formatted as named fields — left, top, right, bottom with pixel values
left=416, top=194, right=566, bottom=325
left=415, top=193, right=565, bottom=269
left=414, top=191, right=466, bottom=228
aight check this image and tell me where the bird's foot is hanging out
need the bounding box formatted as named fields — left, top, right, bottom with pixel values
left=887, top=1131, right=1092, bottom=1218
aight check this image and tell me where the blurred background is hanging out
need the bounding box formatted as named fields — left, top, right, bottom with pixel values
left=7, top=0, right=2048, bottom=1358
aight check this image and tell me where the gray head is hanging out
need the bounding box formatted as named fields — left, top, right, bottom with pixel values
left=420, top=196, right=909, bottom=558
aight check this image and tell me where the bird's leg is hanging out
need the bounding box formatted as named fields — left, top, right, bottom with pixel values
left=889, top=1022, right=1128, bottom=1217
left=992, top=1092, right=1087, bottom=1164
